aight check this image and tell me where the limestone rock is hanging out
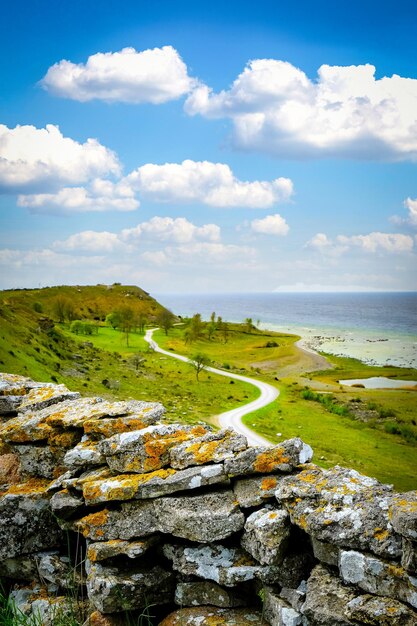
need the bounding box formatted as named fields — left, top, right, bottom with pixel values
left=0, top=480, right=62, bottom=559
left=73, top=500, right=156, bottom=541
left=81, top=463, right=228, bottom=504
left=169, top=428, right=247, bottom=469
left=401, top=538, right=417, bottom=573
left=389, top=491, right=417, bottom=540
left=0, top=452, right=20, bottom=485
left=154, top=490, right=245, bottom=542
left=158, top=607, right=270, bottom=625
left=273, top=551, right=315, bottom=589
left=2, top=553, right=41, bottom=580
left=86, top=562, right=174, bottom=613
left=0, top=373, right=51, bottom=415
left=163, top=544, right=280, bottom=587
left=301, top=564, right=357, bottom=625
left=86, top=537, right=158, bottom=562
left=276, top=465, right=401, bottom=559
left=346, top=594, right=417, bottom=625
left=99, top=423, right=208, bottom=473
left=37, top=552, right=83, bottom=588
left=224, top=438, right=313, bottom=477
left=279, top=584, right=306, bottom=613
left=14, top=443, right=59, bottom=479
left=50, top=489, right=84, bottom=518
left=263, top=587, right=303, bottom=626
left=64, top=438, right=106, bottom=470
left=233, top=474, right=282, bottom=508
left=175, top=581, right=248, bottom=608
left=83, top=411, right=163, bottom=439
left=19, top=384, right=80, bottom=412
left=241, top=505, right=290, bottom=565
left=9, top=585, right=87, bottom=625
left=339, top=549, right=417, bottom=609
left=311, top=537, right=340, bottom=567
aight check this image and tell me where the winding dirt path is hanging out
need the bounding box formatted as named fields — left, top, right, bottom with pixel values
left=144, top=328, right=278, bottom=446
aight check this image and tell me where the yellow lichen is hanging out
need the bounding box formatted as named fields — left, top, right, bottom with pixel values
left=253, top=448, right=290, bottom=473
left=374, top=528, right=389, bottom=541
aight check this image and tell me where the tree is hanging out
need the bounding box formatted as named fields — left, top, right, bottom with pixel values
left=106, top=311, right=121, bottom=329
left=158, top=309, right=175, bottom=335
left=130, top=353, right=145, bottom=370
left=245, top=318, right=253, bottom=333
left=191, top=352, right=210, bottom=381
left=52, top=296, right=76, bottom=323
left=185, top=313, right=205, bottom=343
left=118, top=306, right=135, bottom=346
left=136, top=311, right=148, bottom=334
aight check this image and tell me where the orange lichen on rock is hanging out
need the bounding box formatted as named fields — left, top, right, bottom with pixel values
left=76, top=509, right=109, bottom=538
left=261, top=476, right=278, bottom=491
left=83, top=468, right=176, bottom=503
left=1, top=477, right=50, bottom=497
left=83, top=417, right=147, bottom=438
left=184, top=440, right=220, bottom=464
left=374, top=528, right=389, bottom=541
left=253, top=448, right=290, bottom=473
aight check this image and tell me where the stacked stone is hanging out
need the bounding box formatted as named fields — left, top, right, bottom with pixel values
left=0, top=373, right=416, bottom=626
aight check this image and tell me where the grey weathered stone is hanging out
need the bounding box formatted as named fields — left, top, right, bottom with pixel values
left=280, top=585, right=306, bottom=612
left=163, top=544, right=281, bottom=587
left=225, top=438, right=313, bottom=476
left=37, top=552, right=83, bottom=588
left=19, top=384, right=80, bottom=412
left=14, top=444, right=59, bottom=478
left=64, top=437, right=106, bottom=470
left=175, top=581, right=248, bottom=608
left=2, top=553, right=41, bottom=580
left=81, top=463, right=229, bottom=504
left=159, top=607, right=269, bottom=626
left=86, top=562, right=174, bottom=613
left=402, top=538, right=417, bottom=573
left=73, top=499, right=157, bottom=541
left=99, top=423, right=208, bottom=473
left=311, top=537, right=340, bottom=567
left=263, top=587, right=303, bottom=626
left=154, top=490, right=245, bottom=542
left=339, top=550, right=417, bottom=609
left=50, top=489, right=84, bottom=519
left=301, top=564, right=357, bottom=625
left=389, top=491, right=417, bottom=541
left=233, top=474, right=283, bottom=508
left=86, top=537, right=158, bottom=563
left=169, top=428, right=247, bottom=469
left=346, top=594, right=417, bottom=625
left=241, top=505, right=290, bottom=565
left=276, top=465, right=401, bottom=559
left=9, top=586, right=85, bottom=626
left=0, top=482, right=62, bottom=560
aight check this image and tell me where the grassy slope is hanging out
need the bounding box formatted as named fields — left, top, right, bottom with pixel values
left=1, top=286, right=416, bottom=490
left=155, top=326, right=417, bottom=491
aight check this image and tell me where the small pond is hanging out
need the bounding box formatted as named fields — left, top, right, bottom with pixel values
left=339, top=376, right=417, bottom=389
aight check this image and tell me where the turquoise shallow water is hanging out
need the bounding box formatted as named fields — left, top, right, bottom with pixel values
left=155, top=292, right=417, bottom=368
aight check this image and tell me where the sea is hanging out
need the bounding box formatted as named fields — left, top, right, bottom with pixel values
left=154, top=292, right=417, bottom=369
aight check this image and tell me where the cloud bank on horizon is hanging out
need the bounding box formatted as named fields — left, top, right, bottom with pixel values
left=1, top=30, right=417, bottom=292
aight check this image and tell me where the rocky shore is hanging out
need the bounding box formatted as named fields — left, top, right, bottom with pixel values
left=1, top=372, right=416, bottom=625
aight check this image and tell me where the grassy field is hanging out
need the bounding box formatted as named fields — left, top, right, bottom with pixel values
left=155, top=324, right=417, bottom=491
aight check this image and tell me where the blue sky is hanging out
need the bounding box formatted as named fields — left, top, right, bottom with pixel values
left=1, top=0, right=416, bottom=292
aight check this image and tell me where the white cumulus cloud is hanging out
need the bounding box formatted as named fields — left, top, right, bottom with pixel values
left=185, top=60, right=417, bottom=160
left=41, top=46, right=195, bottom=104
left=122, top=216, right=220, bottom=243
left=0, top=124, right=120, bottom=191
left=309, top=231, right=414, bottom=254
left=53, top=231, right=125, bottom=253
left=250, top=213, right=289, bottom=236
left=18, top=179, right=139, bottom=214
left=127, top=159, right=293, bottom=207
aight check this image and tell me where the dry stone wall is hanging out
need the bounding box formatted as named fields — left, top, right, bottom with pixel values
left=0, top=372, right=416, bottom=625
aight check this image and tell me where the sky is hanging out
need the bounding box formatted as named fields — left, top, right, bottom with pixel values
left=1, top=0, right=416, bottom=293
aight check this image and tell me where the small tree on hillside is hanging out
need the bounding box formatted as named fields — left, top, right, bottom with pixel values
left=158, top=309, right=175, bottom=335
left=245, top=318, right=253, bottom=333
left=191, top=352, right=210, bottom=381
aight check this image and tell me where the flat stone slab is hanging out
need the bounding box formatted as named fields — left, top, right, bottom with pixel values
left=19, top=384, right=80, bottom=412
left=87, top=537, right=158, bottom=562
left=73, top=500, right=157, bottom=541
left=63, top=438, right=106, bottom=470
left=163, top=544, right=281, bottom=587
left=0, top=480, right=62, bottom=560
left=233, top=474, right=282, bottom=508
left=99, top=423, right=208, bottom=473
left=241, top=505, right=290, bottom=565
left=81, top=464, right=228, bottom=504
left=169, top=429, right=247, bottom=469
left=340, top=549, right=417, bottom=610
left=175, top=581, right=248, bottom=608
left=224, top=438, right=313, bottom=476
left=87, top=562, right=174, bottom=613
left=263, top=587, right=303, bottom=626
left=159, top=606, right=269, bottom=625
left=346, top=594, right=417, bottom=626
left=389, top=491, right=417, bottom=540
left=276, top=465, right=401, bottom=559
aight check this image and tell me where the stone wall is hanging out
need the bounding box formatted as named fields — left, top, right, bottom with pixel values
left=0, top=372, right=416, bottom=626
